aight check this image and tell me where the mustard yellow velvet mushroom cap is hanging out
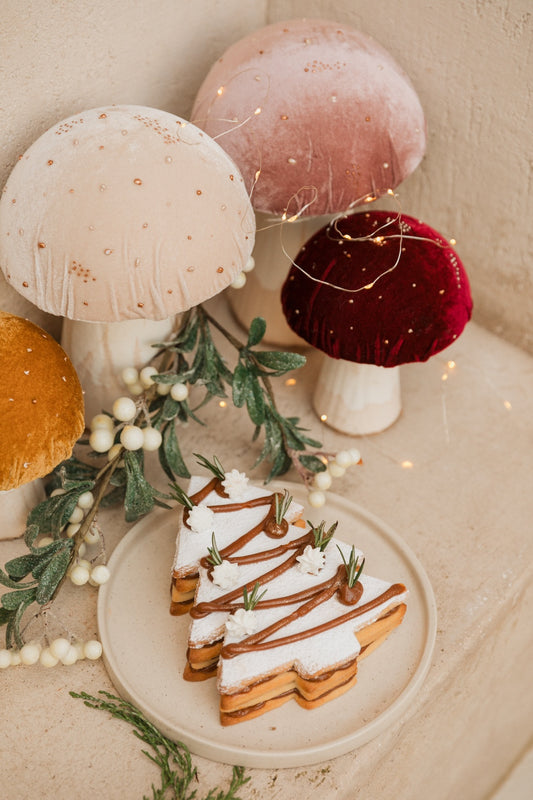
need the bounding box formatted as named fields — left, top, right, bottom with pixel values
left=0, top=311, right=85, bottom=490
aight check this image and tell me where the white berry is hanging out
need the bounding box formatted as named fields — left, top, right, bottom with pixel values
left=66, top=523, right=81, bottom=538
left=349, top=447, right=361, bottom=464
left=170, top=382, right=189, bottom=402
left=84, top=527, right=100, bottom=545
left=10, top=650, right=21, bottom=666
left=243, top=255, right=255, bottom=272
left=70, top=564, right=90, bottom=586
left=90, top=413, right=114, bottom=432
left=90, top=565, right=110, bottom=585
left=73, top=641, right=86, bottom=660
left=68, top=506, right=84, bottom=524
left=335, top=450, right=353, bottom=469
left=142, top=427, right=162, bottom=451
left=0, top=649, right=11, bottom=669
left=50, top=638, right=70, bottom=660
left=120, top=425, right=144, bottom=451
left=157, top=382, right=172, bottom=395
left=40, top=648, right=59, bottom=668
left=89, top=428, right=114, bottom=453
left=121, top=366, right=139, bottom=386
left=313, top=470, right=332, bottom=491
left=139, top=366, right=158, bottom=387
left=61, top=645, right=78, bottom=666
left=308, top=490, right=326, bottom=508
left=84, top=640, right=103, bottom=660
left=77, top=491, right=94, bottom=510
left=231, top=272, right=246, bottom=289
left=328, top=462, right=346, bottom=478
left=112, top=396, right=137, bottom=422
left=20, top=643, right=41, bottom=665
left=129, top=382, right=145, bottom=395
left=50, top=488, right=66, bottom=497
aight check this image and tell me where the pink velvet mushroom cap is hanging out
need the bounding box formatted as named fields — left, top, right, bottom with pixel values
left=192, top=18, right=426, bottom=217
left=0, top=105, right=255, bottom=323
left=281, top=210, right=473, bottom=366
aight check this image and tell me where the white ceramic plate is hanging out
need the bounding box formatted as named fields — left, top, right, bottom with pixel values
left=97, top=483, right=436, bottom=768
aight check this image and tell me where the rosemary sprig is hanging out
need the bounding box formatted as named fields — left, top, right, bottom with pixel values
left=206, top=533, right=223, bottom=567
left=309, top=520, right=338, bottom=552
left=168, top=482, right=195, bottom=510
left=337, top=546, right=365, bottom=588
left=194, top=454, right=226, bottom=481
left=242, top=582, right=266, bottom=611
left=70, top=690, right=250, bottom=800
left=274, top=489, right=293, bottom=525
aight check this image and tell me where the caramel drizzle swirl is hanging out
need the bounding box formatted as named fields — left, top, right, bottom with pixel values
left=221, top=582, right=406, bottom=659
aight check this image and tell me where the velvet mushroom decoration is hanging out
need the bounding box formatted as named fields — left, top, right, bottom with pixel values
left=0, top=311, right=84, bottom=539
left=192, top=18, right=426, bottom=344
left=0, top=105, right=255, bottom=421
left=281, top=210, right=473, bottom=435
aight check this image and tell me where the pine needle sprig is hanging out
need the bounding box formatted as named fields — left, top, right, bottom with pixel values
left=70, top=690, right=250, bottom=800
left=309, top=520, right=338, bottom=552
left=337, top=546, right=365, bottom=588
left=242, top=582, right=266, bottom=611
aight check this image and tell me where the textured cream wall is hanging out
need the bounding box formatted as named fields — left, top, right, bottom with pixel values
left=267, top=0, right=533, bottom=354
left=1, top=0, right=531, bottom=351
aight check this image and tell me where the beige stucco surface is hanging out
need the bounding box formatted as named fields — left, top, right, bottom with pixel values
left=1, top=295, right=532, bottom=798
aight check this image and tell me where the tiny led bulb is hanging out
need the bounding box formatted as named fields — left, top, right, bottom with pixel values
left=320, top=414, right=328, bottom=422
left=219, top=400, right=227, bottom=408
left=447, top=360, right=456, bottom=369
left=449, top=238, right=457, bottom=246
left=442, top=373, right=448, bottom=381
left=401, top=460, right=414, bottom=469
left=503, top=400, right=512, bottom=410
left=217, top=86, right=225, bottom=96
left=254, top=107, right=262, bottom=115
left=285, top=378, right=296, bottom=386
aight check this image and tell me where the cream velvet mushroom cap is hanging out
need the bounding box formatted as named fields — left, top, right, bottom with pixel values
left=192, top=18, right=426, bottom=217
left=0, top=105, right=255, bottom=322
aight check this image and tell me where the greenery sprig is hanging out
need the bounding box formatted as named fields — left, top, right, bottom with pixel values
left=310, top=520, right=338, bottom=552
left=242, top=582, right=266, bottom=611
left=274, top=489, right=293, bottom=525
left=337, top=546, right=365, bottom=588
left=0, top=307, right=334, bottom=649
left=194, top=454, right=226, bottom=482
left=206, top=534, right=223, bottom=567
left=70, top=690, right=249, bottom=800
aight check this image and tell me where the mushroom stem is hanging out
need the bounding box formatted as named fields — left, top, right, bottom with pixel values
left=228, top=212, right=328, bottom=346
left=61, top=317, right=179, bottom=423
left=0, top=481, right=45, bottom=541
left=313, top=356, right=401, bottom=436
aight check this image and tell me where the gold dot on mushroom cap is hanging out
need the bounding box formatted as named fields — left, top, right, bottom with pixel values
left=196, top=189, right=202, bottom=195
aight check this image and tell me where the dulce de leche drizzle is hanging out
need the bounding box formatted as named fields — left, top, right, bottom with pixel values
left=185, top=478, right=294, bottom=569
left=221, top=581, right=406, bottom=659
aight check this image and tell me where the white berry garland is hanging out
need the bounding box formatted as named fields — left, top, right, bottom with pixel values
left=308, top=448, right=361, bottom=508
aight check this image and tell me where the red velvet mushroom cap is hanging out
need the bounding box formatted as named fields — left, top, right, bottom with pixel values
left=192, top=19, right=426, bottom=217
left=281, top=211, right=473, bottom=366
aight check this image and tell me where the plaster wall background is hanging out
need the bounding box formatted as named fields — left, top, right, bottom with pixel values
left=1, top=0, right=531, bottom=352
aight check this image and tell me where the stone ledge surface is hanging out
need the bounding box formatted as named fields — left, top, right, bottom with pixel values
left=1, top=301, right=532, bottom=799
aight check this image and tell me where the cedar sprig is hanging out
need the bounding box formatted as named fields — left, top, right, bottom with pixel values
left=309, top=520, right=338, bottom=552
left=70, top=690, right=250, bottom=800
left=337, top=546, right=365, bottom=588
